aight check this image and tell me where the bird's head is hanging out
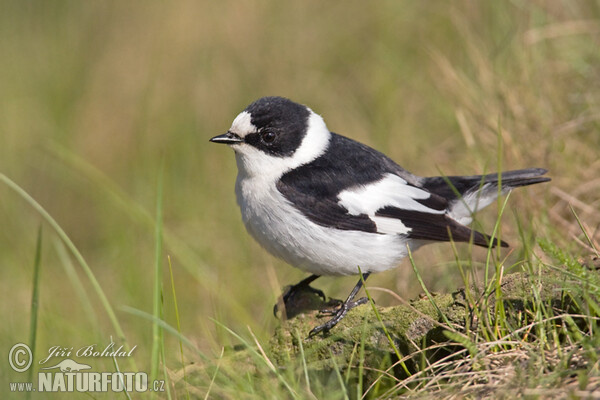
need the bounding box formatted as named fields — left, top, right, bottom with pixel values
left=211, top=97, right=331, bottom=178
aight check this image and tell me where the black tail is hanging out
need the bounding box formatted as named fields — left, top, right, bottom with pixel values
left=422, top=168, right=550, bottom=202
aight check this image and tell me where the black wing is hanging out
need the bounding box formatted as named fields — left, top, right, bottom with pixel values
left=375, top=206, right=508, bottom=247
left=276, top=179, right=378, bottom=233
left=277, top=133, right=413, bottom=233
left=277, top=133, right=507, bottom=248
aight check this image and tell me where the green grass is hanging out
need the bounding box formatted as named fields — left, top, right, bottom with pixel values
left=1, top=1, right=599, bottom=398
left=26, top=226, right=42, bottom=397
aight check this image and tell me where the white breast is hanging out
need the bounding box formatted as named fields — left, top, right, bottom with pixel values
left=230, top=109, right=417, bottom=276
left=234, top=173, right=411, bottom=276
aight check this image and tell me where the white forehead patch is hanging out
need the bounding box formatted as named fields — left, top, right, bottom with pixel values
left=230, top=111, right=257, bottom=137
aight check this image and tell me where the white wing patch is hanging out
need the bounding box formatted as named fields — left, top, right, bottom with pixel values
left=371, top=216, right=410, bottom=235
left=337, top=173, right=445, bottom=234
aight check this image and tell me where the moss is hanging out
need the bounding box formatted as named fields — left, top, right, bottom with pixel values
left=268, top=289, right=465, bottom=374
left=176, top=267, right=598, bottom=397
left=268, top=268, right=596, bottom=373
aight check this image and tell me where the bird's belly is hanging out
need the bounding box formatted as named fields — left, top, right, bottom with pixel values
left=235, top=177, right=408, bottom=276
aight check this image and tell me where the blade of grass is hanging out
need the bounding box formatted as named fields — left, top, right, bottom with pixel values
left=486, top=120, right=506, bottom=342
left=44, top=141, right=253, bottom=333
left=406, top=246, right=452, bottom=327
left=358, top=267, right=411, bottom=376
left=52, top=238, right=101, bottom=334
left=495, top=117, right=504, bottom=258
left=26, top=226, right=42, bottom=395
left=120, top=306, right=207, bottom=360
left=442, top=330, right=478, bottom=359
left=345, top=343, right=359, bottom=385
left=434, top=167, right=494, bottom=249
left=328, top=348, right=350, bottom=400
left=110, top=335, right=133, bottom=400
left=151, top=163, right=165, bottom=385
left=44, top=142, right=211, bottom=280
left=357, top=310, right=367, bottom=400
left=212, top=319, right=299, bottom=400
left=0, top=173, right=137, bottom=371
left=482, top=193, right=512, bottom=341
left=570, top=204, right=600, bottom=257
left=161, top=345, right=173, bottom=400
left=294, top=329, right=312, bottom=394
left=204, top=347, right=225, bottom=400
left=447, top=235, right=478, bottom=340
left=168, top=255, right=190, bottom=400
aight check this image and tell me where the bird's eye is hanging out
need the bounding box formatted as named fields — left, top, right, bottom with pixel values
left=261, top=131, right=276, bottom=144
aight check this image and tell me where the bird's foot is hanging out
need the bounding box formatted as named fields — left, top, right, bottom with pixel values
left=308, top=296, right=369, bottom=337
left=318, top=297, right=366, bottom=316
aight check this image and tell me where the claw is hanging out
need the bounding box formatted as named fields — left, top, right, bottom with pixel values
left=309, top=297, right=369, bottom=336
left=307, top=273, right=371, bottom=338
left=317, top=299, right=344, bottom=316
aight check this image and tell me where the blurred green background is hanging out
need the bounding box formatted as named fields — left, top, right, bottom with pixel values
left=1, top=0, right=599, bottom=391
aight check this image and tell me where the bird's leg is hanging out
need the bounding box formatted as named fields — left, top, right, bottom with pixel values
left=273, top=274, right=325, bottom=316
left=308, top=272, right=371, bottom=337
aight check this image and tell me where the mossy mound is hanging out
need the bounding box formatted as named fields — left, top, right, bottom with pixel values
left=268, top=268, right=574, bottom=373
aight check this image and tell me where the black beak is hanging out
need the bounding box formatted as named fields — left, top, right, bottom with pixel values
left=209, top=131, right=243, bottom=144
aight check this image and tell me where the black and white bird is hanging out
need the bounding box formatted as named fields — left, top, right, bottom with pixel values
left=210, top=96, right=550, bottom=336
